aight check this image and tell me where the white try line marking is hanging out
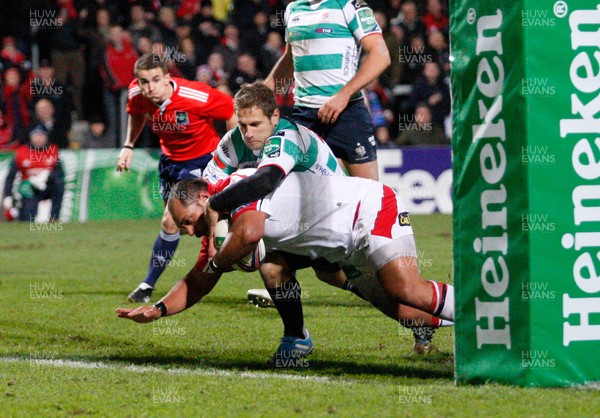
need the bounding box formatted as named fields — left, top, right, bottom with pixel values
left=0, top=356, right=354, bottom=385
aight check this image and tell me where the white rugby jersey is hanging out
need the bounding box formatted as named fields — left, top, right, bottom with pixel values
left=252, top=171, right=403, bottom=263
left=203, top=117, right=344, bottom=183
left=285, top=0, right=382, bottom=107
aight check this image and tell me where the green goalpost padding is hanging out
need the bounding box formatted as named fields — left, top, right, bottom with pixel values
left=451, top=0, right=600, bottom=387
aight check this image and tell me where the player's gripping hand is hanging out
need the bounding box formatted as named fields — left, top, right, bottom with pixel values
left=116, top=147, right=134, bottom=172
left=115, top=306, right=161, bottom=323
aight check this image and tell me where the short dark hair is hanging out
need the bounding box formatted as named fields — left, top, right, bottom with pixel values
left=234, top=82, right=277, bottom=118
left=167, top=178, right=209, bottom=210
left=134, top=54, right=168, bottom=77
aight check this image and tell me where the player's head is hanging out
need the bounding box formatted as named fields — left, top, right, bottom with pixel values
left=168, top=178, right=212, bottom=237
left=134, top=54, right=172, bottom=104
left=234, top=83, right=280, bottom=151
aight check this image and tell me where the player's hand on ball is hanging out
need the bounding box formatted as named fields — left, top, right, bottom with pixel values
left=115, top=306, right=161, bottom=323
left=116, top=148, right=133, bottom=172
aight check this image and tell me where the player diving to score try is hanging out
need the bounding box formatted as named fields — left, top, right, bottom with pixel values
left=117, top=170, right=454, bottom=360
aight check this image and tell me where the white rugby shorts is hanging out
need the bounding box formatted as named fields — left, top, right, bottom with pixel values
left=345, top=185, right=419, bottom=293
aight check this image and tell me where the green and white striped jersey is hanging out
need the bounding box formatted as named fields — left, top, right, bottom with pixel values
left=203, top=117, right=345, bottom=183
left=285, top=0, right=381, bottom=108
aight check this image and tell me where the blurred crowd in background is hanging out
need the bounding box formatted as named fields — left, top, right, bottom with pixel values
left=0, top=0, right=451, bottom=151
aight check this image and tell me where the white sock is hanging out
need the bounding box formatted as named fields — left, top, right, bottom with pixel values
left=439, top=285, right=454, bottom=321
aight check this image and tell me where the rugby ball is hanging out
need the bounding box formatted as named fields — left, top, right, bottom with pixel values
left=214, top=219, right=266, bottom=272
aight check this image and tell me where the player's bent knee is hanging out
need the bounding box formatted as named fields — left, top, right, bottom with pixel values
left=259, top=261, right=288, bottom=288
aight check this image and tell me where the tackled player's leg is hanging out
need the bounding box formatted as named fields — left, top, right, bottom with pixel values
left=373, top=236, right=455, bottom=322
left=320, top=264, right=452, bottom=354
left=259, top=252, right=313, bottom=365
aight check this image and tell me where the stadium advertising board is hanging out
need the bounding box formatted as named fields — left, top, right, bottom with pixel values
left=377, top=147, right=452, bottom=214
left=451, top=0, right=600, bottom=386
left=0, top=149, right=163, bottom=222
left=1, top=147, right=453, bottom=222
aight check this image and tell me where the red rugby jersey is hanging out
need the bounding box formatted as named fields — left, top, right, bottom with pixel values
left=127, top=77, right=234, bottom=161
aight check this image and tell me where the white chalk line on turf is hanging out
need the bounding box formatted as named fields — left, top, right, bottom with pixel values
left=0, top=357, right=354, bottom=385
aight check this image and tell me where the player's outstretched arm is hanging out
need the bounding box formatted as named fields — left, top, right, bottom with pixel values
left=116, top=113, right=146, bottom=172
left=115, top=267, right=221, bottom=323
left=160, top=267, right=222, bottom=313
left=317, top=34, right=391, bottom=124
left=264, top=43, right=294, bottom=91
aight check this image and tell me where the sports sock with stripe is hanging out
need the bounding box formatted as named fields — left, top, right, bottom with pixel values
left=429, top=281, right=455, bottom=321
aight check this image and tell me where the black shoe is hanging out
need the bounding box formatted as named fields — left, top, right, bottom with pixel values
left=127, top=286, right=153, bottom=303
left=412, top=326, right=437, bottom=354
